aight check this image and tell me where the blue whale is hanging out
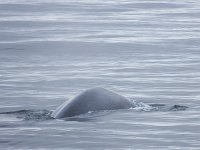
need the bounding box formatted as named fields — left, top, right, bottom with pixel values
left=51, top=87, right=134, bottom=119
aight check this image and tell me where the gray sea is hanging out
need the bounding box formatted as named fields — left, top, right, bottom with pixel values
left=0, top=0, right=200, bottom=149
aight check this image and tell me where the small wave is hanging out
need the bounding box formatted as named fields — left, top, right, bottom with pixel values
left=169, top=105, right=188, bottom=111
left=0, top=109, right=53, bottom=121
left=0, top=103, right=188, bottom=121
left=130, top=100, right=188, bottom=112
left=148, top=103, right=188, bottom=111
left=130, top=101, right=154, bottom=111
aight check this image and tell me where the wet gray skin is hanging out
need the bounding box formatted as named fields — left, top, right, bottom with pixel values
left=51, top=88, right=134, bottom=119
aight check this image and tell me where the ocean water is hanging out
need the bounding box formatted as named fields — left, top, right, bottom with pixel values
left=0, top=0, right=200, bottom=149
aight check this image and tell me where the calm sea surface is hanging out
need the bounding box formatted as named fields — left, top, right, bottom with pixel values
left=0, top=0, right=200, bottom=149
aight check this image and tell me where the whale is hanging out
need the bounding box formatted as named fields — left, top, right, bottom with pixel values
left=51, top=87, right=134, bottom=119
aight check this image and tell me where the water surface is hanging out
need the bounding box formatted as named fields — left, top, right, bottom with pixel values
left=0, top=0, right=200, bottom=149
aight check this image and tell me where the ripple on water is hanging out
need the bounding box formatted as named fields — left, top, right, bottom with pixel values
left=0, top=0, right=200, bottom=149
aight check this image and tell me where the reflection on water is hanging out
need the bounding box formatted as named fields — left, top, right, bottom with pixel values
left=0, top=0, right=200, bottom=44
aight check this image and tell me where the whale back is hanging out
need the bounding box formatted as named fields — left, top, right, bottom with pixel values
left=51, top=88, right=133, bottom=119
